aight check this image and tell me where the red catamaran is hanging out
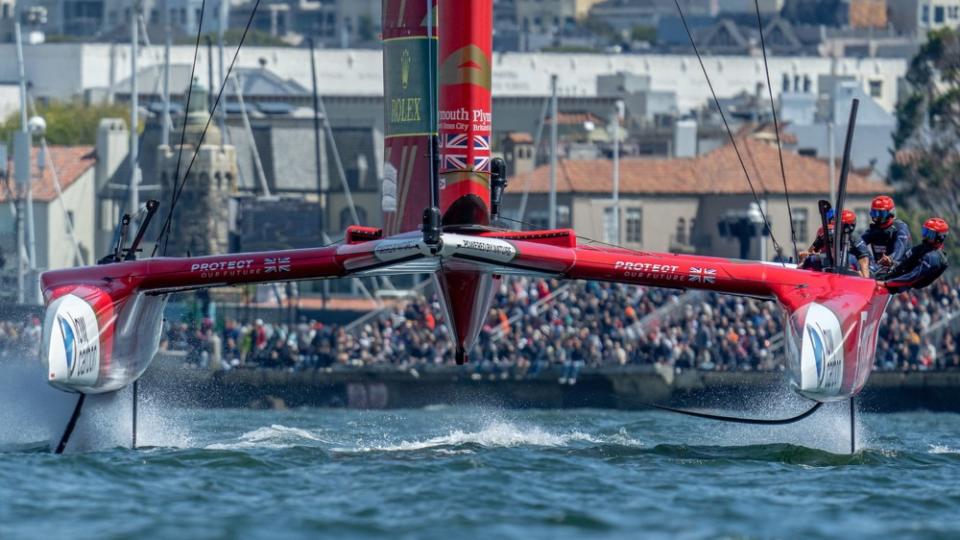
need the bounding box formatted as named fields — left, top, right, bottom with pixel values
left=39, top=0, right=890, bottom=452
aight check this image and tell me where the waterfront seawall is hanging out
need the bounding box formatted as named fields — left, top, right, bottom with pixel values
left=143, top=356, right=960, bottom=412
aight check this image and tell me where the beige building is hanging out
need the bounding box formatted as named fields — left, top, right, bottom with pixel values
left=0, top=146, right=97, bottom=283
left=506, top=135, right=886, bottom=261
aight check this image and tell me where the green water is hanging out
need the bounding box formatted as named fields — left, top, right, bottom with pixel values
left=2, top=401, right=960, bottom=539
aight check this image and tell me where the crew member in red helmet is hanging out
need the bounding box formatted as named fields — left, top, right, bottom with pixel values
left=799, top=209, right=871, bottom=277
left=881, top=217, right=949, bottom=293
left=861, top=195, right=911, bottom=271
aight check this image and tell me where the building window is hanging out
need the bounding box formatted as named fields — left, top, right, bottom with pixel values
left=922, top=5, right=929, bottom=23
left=626, top=208, right=642, bottom=243
left=557, top=205, right=570, bottom=228
left=950, top=6, right=960, bottom=19
left=934, top=6, right=945, bottom=23
left=869, top=80, right=882, bottom=98
left=675, top=217, right=687, bottom=245
left=792, top=208, right=809, bottom=244
left=603, top=207, right=616, bottom=243
left=66, top=211, right=75, bottom=234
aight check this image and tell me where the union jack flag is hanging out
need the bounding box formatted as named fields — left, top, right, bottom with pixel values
left=265, top=257, right=291, bottom=273
left=443, top=154, right=468, bottom=170
left=473, top=156, right=490, bottom=172
left=688, top=267, right=716, bottom=283
left=444, top=133, right=468, bottom=150
left=473, top=135, right=490, bottom=151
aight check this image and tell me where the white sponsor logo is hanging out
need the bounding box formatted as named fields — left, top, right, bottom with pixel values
left=797, top=303, right=845, bottom=396
left=614, top=261, right=683, bottom=281
left=43, top=294, right=101, bottom=389
left=375, top=238, right=423, bottom=262
left=190, top=259, right=258, bottom=279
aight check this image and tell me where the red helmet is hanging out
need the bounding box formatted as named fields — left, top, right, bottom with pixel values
left=840, top=209, right=857, bottom=231
left=870, top=195, right=895, bottom=227
left=922, top=217, right=949, bottom=246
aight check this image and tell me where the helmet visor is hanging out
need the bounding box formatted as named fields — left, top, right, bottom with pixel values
left=870, top=209, right=891, bottom=222
left=922, top=227, right=941, bottom=241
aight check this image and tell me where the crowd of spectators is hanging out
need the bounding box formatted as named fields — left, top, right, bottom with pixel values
left=159, top=275, right=960, bottom=375
left=3, top=277, right=959, bottom=375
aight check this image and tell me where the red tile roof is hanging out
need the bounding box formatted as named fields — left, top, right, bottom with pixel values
left=505, top=132, right=534, bottom=144
left=511, top=137, right=884, bottom=196
left=2, top=146, right=96, bottom=202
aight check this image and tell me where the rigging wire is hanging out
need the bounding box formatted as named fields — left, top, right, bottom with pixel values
left=755, top=0, right=799, bottom=261
left=153, top=0, right=208, bottom=256
left=154, top=0, right=264, bottom=256
left=672, top=0, right=784, bottom=259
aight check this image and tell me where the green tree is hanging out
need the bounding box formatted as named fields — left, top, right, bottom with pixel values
left=630, top=26, right=656, bottom=43
left=0, top=101, right=139, bottom=146
left=890, top=28, right=960, bottom=263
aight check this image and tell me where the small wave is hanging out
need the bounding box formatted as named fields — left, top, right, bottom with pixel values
left=647, top=442, right=901, bottom=466
left=608, top=427, right=645, bottom=447
left=206, top=424, right=326, bottom=450
left=928, top=444, right=960, bottom=455
left=336, top=420, right=601, bottom=453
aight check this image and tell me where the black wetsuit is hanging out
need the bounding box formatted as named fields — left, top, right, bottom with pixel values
left=861, top=219, right=911, bottom=270
left=883, top=244, right=948, bottom=293
left=801, top=230, right=870, bottom=271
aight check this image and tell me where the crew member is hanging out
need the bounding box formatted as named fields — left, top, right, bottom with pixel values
left=861, top=195, right=911, bottom=271
left=798, top=209, right=871, bottom=277
left=881, top=217, right=949, bottom=293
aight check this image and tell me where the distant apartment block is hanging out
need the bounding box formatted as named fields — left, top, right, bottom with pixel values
left=516, top=0, right=603, bottom=32
left=888, top=0, right=960, bottom=35
left=588, top=0, right=718, bottom=32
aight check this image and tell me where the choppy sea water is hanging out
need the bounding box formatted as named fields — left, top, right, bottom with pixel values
left=2, top=390, right=960, bottom=540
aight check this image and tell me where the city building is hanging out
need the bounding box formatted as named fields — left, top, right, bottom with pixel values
left=0, top=44, right=909, bottom=114
left=0, top=145, right=97, bottom=296
left=782, top=75, right=897, bottom=177
left=516, top=0, right=603, bottom=33
left=505, top=133, right=882, bottom=260
left=888, top=0, right=960, bottom=36
left=588, top=0, right=718, bottom=32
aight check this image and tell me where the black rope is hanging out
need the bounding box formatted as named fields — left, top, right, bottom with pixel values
left=154, top=0, right=206, bottom=256
left=672, top=0, right=783, bottom=258
left=155, top=0, right=263, bottom=256
left=755, top=0, right=798, bottom=261
left=651, top=400, right=823, bottom=425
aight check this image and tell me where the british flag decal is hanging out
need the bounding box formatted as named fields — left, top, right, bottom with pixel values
left=443, top=154, right=468, bottom=171
left=265, top=257, right=291, bottom=273
left=473, top=156, right=490, bottom=172
left=688, top=267, right=716, bottom=283
left=444, top=133, right=468, bottom=149
left=473, top=135, right=490, bottom=151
